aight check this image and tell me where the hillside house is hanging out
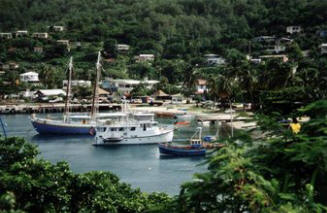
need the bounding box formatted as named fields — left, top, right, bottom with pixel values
left=273, top=44, right=286, bottom=53
left=32, top=33, right=49, bottom=39
left=135, top=54, right=155, bottom=63
left=204, top=54, right=226, bottom=66
left=19, top=72, right=39, bottom=83
left=9, top=62, right=19, bottom=69
left=259, top=55, right=289, bottom=63
left=15, top=30, right=28, bottom=37
left=116, top=44, right=130, bottom=52
left=195, top=79, right=208, bottom=95
left=253, top=36, right=276, bottom=43
left=53, top=26, right=64, bottom=32
left=286, top=26, right=302, bottom=34
left=0, top=33, right=13, bottom=39
left=57, top=40, right=70, bottom=51
left=320, top=44, right=327, bottom=54
left=0, top=63, right=9, bottom=70
left=62, top=80, right=91, bottom=88
left=34, top=46, right=43, bottom=53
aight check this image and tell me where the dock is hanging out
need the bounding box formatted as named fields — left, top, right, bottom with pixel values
left=0, top=103, right=121, bottom=114
left=196, top=112, right=253, bottom=123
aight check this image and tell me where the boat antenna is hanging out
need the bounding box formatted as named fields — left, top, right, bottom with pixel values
left=90, top=52, right=102, bottom=122
left=0, top=117, right=7, bottom=138
left=64, top=57, right=73, bottom=123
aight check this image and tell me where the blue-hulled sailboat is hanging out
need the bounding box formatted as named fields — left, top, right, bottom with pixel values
left=31, top=52, right=103, bottom=135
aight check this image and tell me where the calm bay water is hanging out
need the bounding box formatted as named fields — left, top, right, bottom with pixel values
left=2, top=113, right=217, bottom=195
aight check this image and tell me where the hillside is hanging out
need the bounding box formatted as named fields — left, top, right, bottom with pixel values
left=1, top=0, right=327, bottom=56
left=0, top=0, right=327, bottom=108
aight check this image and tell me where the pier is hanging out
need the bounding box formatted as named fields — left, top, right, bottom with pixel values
left=0, top=103, right=121, bottom=114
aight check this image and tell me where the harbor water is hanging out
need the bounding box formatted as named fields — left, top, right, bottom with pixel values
left=1, top=113, right=220, bottom=195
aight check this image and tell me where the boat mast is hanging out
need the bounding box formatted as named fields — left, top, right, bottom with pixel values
left=64, top=57, right=73, bottom=123
left=90, top=52, right=101, bottom=122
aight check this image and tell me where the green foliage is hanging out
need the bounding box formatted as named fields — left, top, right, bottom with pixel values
left=130, top=83, right=151, bottom=97
left=178, top=100, right=327, bottom=212
left=0, top=136, right=172, bottom=212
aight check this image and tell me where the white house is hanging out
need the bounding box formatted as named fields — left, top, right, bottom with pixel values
left=35, top=89, right=66, bottom=98
left=32, top=32, right=49, bottom=39
left=135, top=54, right=155, bottom=62
left=204, top=54, right=226, bottom=66
left=0, top=33, right=13, bottom=39
left=15, top=30, right=28, bottom=37
left=286, top=26, right=302, bottom=34
left=274, top=44, right=286, bottom=53
left=253, top=36, right=276, bottom=43
left=63, top=80, right=91, bottom=88
left=116, top=44, right=130, bottom=52
left=259, top=55, right=289, bottom=63
left=195, top=79, right=208, bottom=95
left=53, top=26, right=64, bottom=32
left=19, top=72, right=39, bottom=83
left=320, top=44, right=327, bottom=54
left=57, top=40, right=70, bottom=51
left=34, top=46, right=43, bottom=53
left=103, top=78, right=159, bottom=93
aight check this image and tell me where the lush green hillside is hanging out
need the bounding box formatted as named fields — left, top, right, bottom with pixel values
left=1, top=0, right=327, bottom=111
left=1, top=0, right=327, bottom=56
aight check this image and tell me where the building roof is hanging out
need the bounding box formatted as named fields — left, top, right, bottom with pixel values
left=107, top=78, right=159, bottom=85
left=152, top=90, right=170, bottom=97
left=36, top=89, right=66, bottom=96
left=20, top=72, right=38, bottom=76
left=98, top=87, right=110, bottom=95
left=204, top=54, right=219, bottom=57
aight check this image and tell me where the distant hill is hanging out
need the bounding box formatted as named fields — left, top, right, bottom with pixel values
left=1, top=0, right=327, bottom=57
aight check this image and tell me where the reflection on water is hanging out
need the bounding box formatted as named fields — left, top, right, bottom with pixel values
left=1, top=113, right=221, bottom=195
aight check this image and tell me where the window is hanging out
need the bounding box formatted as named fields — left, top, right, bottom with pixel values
left=130, top=127, right=136, bottom=131
left=110, top=128, right=117, bottom=131
left=119, top=127, right=124, bottom=131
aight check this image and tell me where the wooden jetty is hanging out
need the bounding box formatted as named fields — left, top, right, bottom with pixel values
left=0, top=103, right=121, bottom=114
left=196, top=112, right=253, bottom=124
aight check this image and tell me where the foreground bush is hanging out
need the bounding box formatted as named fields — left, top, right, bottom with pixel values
left=0, top=137, right=172, bottom=212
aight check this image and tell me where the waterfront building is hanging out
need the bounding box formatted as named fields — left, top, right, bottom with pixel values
left=35, top=89, right=66, bottom=98
left=20, top=72, right=39, bottom=83
left=63, top=80, right=91, bottom=88
left=103, top=78, right=159, bottom=94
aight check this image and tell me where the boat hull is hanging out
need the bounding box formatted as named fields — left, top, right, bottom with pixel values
left=31, top=119, right=94, bottom=135
left=158, top=144, right=206, bottom=156
left=94, top=129, right=174, bottom=145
